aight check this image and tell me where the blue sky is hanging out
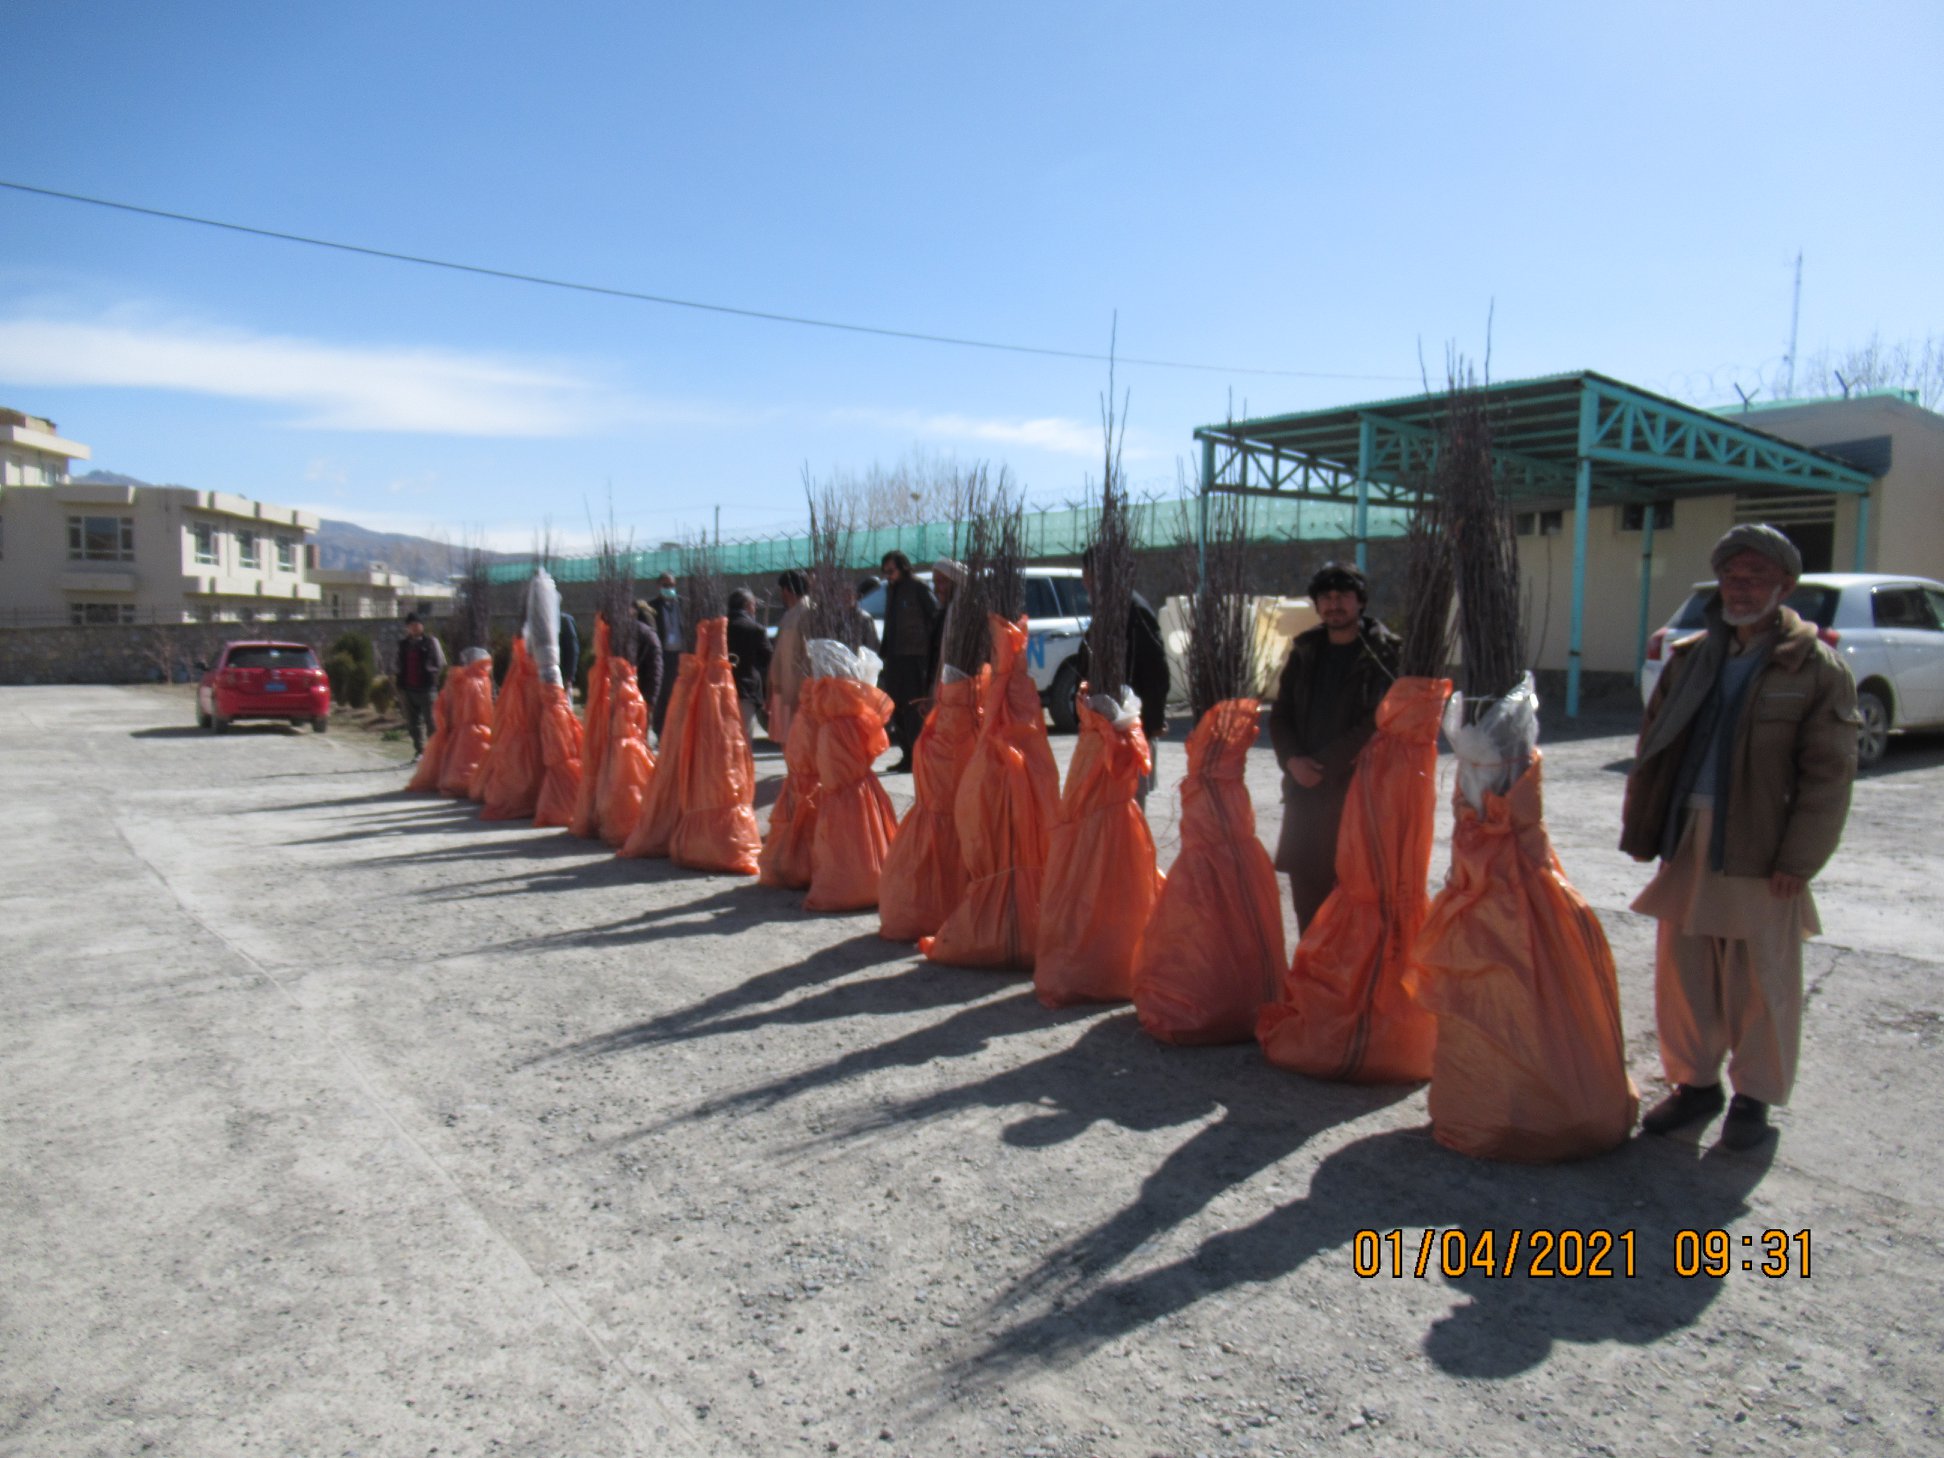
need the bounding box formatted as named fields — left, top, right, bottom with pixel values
left=3, top=1, right=1939, bottom=551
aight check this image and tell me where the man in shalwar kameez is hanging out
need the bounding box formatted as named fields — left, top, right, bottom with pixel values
left=1621, top=525, right=1858, bottom=1150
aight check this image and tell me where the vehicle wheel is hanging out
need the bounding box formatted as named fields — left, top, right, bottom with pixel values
left=1047, top=660, right=1082, bottom=735
left=1856, top=689, right=1890, bottom=770
left=312, top=715, right=330, bottom=734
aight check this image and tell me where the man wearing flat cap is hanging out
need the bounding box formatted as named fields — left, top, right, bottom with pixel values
left=1621, top=524, right=1858, bottom=1150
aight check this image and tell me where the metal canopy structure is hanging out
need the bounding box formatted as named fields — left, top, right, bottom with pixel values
left=1194, top=370, right=1880, bottom=714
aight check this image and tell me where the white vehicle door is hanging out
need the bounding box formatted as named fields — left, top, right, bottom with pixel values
left=1871, top=585, right=1944, bottom=726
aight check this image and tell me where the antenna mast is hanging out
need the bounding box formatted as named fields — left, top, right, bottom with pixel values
left=1784, top=251, right=1803, bottom=399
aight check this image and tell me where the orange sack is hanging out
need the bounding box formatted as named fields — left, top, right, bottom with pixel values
left=669, top=616, right=762, bottom=876
left=1034, top=688, right=1164, bottom=1007
left=437, top=655, right=496, bottom=797
left=923, top=615, right=1059, bottom=970
left=879, top=665, right=986, bottom=940
left=804, top=658, right=899, bottom=912
left=758, top=694, right=823, bottom=889
left=619, top=648, right=698, bottom=860
left=595, top=656, right=655, bottom=848
left=1407, top=751, right=1639, bottom=1162
left=1258, top=676, right=1449, bottom=1079
left=406, top=671, right=459, bottom=793
left=568, top=617, right=615, bottom=839
left=479, top=639, right=546, bottom=821
left=531, top=679, right=584, bottom=828
left=1134, top=697, right=1286, bottom=1045
left=468, top=639, right=524, bottom=802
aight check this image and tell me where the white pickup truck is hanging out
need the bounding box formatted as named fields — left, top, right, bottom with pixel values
left=860, top=566, right=1092, bottom=731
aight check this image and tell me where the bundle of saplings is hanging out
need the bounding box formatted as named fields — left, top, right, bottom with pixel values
left=1034, top=422, right=1164, bottom=1008
left=1404, top=366, right=1638, bottom=1160
left=1133, top=490, right=1288, bottom=1043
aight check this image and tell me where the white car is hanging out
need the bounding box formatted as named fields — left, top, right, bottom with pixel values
left=860, top=566, right=1093, bottom=730
left=1638, top=572, right=1944, bottom=768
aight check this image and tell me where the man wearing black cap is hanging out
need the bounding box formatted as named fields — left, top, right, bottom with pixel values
left=1622, top=524, right=1858, bottom=1151
left=1269, top=561, right=1399, bottom=933
left=394, top=612, right=447, bottom=759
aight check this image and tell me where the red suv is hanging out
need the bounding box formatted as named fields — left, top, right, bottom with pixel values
left=197, top=640, right=332, bottom=733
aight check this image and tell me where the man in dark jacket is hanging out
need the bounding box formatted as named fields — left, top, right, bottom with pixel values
left=1079, top=548, right=1171, bottom=741
left=632, top=599, right=663, bottom=715
left=725, top=588, right=772, bottom=744
left=394, top=612, right=447, bottom=759
left=878, top=552, right=938, bottom=772
left=651, top=572, right=685, bottom=737
left=1270, top=562, right=1400, bottom=933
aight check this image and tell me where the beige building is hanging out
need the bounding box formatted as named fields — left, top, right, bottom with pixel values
left=1520, top=390, right=1943, bottom=676
left=0, top=409, right=322, bottom=626
left=312, top=563, right=454, bottom=620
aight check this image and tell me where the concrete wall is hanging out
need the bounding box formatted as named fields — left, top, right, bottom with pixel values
left=1731, top=395, right=1944, bottom=583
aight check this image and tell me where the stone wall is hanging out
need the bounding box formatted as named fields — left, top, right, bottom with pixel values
left=0, top=618, right=424, bottom=686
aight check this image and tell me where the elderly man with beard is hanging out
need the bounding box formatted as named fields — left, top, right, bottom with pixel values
left=1269, top=561, right=1399, bottom=934
left=1622, top=524, right=1858, bottom=1151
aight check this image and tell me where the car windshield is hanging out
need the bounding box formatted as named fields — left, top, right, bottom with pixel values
left=228, top=647, right=318, bottom=670
left=1671, top=584, right=1837, bottom=631
left=1055, top=578, right=1091, bottom=615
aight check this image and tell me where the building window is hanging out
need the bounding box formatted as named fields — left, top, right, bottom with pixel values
left=1621, top=502, right=1674, bottom=532
left=276, top=535, right=297, bottom=572
left=70, top=603, right=136, bottom=625
left=67, top=515, right=135, bottom=561
left=238, top=531, right=260, bottom=570
left=1514, top=510, right=1564, bottom=537
left=192, top=522, right=220, bottom=565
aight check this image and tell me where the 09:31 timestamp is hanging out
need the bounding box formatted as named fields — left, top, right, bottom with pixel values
left=1676, top=1228, right=1811, bottom=1278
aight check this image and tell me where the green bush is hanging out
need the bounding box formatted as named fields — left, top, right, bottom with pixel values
left=328, top=631, right=376, bottom=673
left=325, top=650, right=371, bottom=709
left=367, top=674, right=397, bottom=717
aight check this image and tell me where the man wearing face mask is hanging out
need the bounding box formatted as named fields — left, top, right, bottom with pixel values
left=651, top=571, right=685, bottom=739
left=1622, top=524, right=1858, bottom=1151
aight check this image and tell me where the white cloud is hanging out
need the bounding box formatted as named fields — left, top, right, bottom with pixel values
left=0, top=313, right=610, bottom=437
left=830, top=406, right=1158, bottom=462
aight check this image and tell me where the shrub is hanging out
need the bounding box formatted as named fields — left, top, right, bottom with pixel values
left=326, top=650, right=371, bottom=709
left=367, top=674, right=397, bottom=717
left=328, top=631, right=376, bottom=673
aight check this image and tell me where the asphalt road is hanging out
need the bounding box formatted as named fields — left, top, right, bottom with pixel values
left=4, top=684, right=1941, bottom=1457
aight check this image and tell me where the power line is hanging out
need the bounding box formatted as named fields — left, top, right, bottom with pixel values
left=1, top=178, right=1413, bottom=384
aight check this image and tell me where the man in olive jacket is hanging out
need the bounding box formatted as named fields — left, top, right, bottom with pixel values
left=1269, top=562, right=1400, bottom=934
left=1622, top=524, right=1858, bottom=1151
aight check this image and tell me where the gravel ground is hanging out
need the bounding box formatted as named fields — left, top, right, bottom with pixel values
left=4, top=683, right=1941, bottom=1458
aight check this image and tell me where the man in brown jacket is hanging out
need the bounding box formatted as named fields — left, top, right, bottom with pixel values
left=1270, top=561, right=1400, bottom=934
left=1621, top=524, right=1858, bottom=1150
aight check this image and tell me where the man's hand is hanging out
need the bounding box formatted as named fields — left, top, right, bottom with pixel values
left=1285, top=755, right=1325, bottom=789
left=1768, top=870, right=1807, bottom=899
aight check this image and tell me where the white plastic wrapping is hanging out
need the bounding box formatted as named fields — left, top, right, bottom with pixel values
left=805, top=637, right=884, bottom=684
left=460, top=646, right=492, bottom=666
left=524, top=569, right=564, bottom=686
left=1443, top=670, right=1539, bottom=812
left=939, top=663, right=970, bottom=686
left=1085, top=685, right=1141, bottom=730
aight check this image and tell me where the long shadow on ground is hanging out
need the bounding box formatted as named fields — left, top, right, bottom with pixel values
left=961, top=1123, right=1773, bottom=1383
left=536, top=930, right=923, bottom=1066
